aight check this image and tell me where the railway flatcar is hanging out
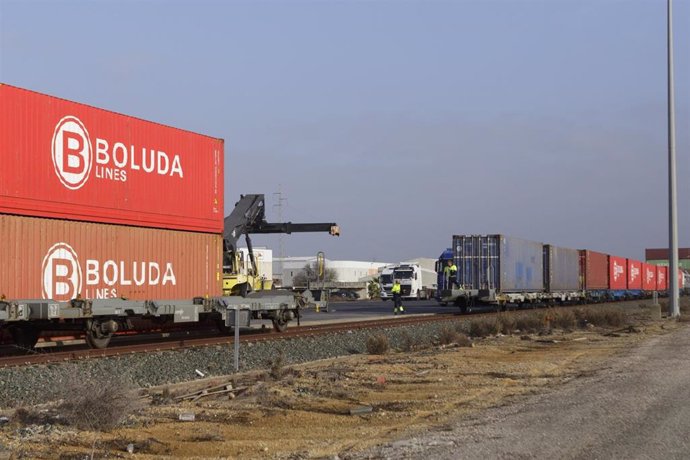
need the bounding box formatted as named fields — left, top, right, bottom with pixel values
left=436, top=234, right=680, bottom=311
left=0, top=85, right=338, bottom=350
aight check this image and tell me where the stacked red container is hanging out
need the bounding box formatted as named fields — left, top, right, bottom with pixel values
left=0, top=84, right=225, bottom=300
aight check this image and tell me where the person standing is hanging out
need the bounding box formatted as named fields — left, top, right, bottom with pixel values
left=391, top=279, right=404, bottom=315
left=444, top=260, right=458, bottom=290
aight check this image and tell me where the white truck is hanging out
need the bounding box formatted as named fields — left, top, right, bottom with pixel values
left=379, top=266, right=395, bottom=300
left=380, top=263, right=437, bottom=300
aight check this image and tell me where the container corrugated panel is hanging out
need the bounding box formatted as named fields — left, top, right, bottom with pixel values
left=579, top=250, right=609, bottom=290
left=642, top=263, right=657, bottom=291
left=609, top=256, right=627, bottom=290
left=0, top=214, right=222, bottom=301
left=453, top=235, right=543, bottom=292
left=543, top=245, right=580, bottom=291
left=645, top=248, right=690, bottom=260
left=0, top=84, right=224, bottom=233
left=656, top=266, right=668, bottom=290
left=627, top=260, right=643, bottom=290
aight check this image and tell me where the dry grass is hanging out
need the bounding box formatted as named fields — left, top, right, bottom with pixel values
left=438, top=326, right=472, bottom=347
left=400, top=331, right=428, bottom=352
left=496, top=313, right=517, bottom=335
left=366, top=334, right=390, bottom=354
left=575, top=306, right=627, bottom=328
left=467, top=304, right=631, bottom=338
left=269, top=352, right=287, bottom=380
left=514, top=312, right=545, bottom=334
left=468, top=317, right=501, bottom=337
left=13, top=406, right=53, bottom=425
left=551, top=310, right=577, bottom=331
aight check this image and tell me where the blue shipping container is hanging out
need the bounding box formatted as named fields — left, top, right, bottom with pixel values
left=452, top=235, right=544, bottom=292
left=543, top=244, right=581, bottom=291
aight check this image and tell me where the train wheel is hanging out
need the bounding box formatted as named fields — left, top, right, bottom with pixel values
left=85, top=320, right=117, bottom=349
left=216, top=319, right=231, bottom=335
left=10, top=326, right=40, bottom=350
left=272, top=317, right=288, bottom=332
left=455, top=298, right=468, bottom=314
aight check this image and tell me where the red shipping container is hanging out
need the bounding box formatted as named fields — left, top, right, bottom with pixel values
left=679, top=269, right=684, bottom=290
left=580, top=250, right=609, bottom=290
left=0, top=84, right=224, bottom=233
left=0, top=214, right=222, bottom=301
left=656, top=265, right=668, bottom=291
left=627, top=259, right=643, bottom=290
left=645, top=248, right=690, bottom=260
left=642, top=263, right=657, bottom=291
left=608, top=256, right=627, bottom=290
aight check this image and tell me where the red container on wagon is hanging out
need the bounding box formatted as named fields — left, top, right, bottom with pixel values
left=627, top=259, right=643, bottom=290
left=0, top=84, right=224, bottom=233
left=656, top=266, right=668, bottom=291
left=580, top=250, right=609, bottom=290
left=608, top=256, right=627, bottom=290
left=642, top=263, right=657, bottom=291
left=0, top=214, right=222, bottom=301
left=679, top=269, right=684, bottom=290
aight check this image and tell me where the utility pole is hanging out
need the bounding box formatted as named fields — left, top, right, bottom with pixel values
left=273, top=187, right=287, bottom=285
left=667, top=0, right=679, bottom=317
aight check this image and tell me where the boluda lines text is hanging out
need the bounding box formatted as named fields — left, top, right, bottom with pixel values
left=52, top=115, right=184, bottom=190
left=42, top=242, right=177, bottom=301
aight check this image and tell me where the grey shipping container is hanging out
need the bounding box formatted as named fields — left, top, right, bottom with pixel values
left=452, top=235, right=544, bottom=293
left=543, top=244, right=581, bottom=291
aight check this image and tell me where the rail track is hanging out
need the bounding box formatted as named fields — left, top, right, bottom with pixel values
left=0, top=298, right=663, bottom=368
left=0, top=312, right=460, bottom=368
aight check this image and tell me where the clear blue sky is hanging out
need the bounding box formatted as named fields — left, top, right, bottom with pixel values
left=1, top=0, right=688, bottom=262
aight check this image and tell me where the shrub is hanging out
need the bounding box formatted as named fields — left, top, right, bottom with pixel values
left=269, top=352, right=287, bottom=380
left=400, top=331, right=427, bottom=352
left=497, top=313, right=516, bottom=335
left=552, top=310, right=577, bottom=331
left=453, top=332, right=473, bottom=347
left=438, top=326, right=472, bottom=347
left=366, top=334, right=390, bottom=354
left=468, top=317, right=500, bottom=337
left=514, top=313, right=543, bottom=334
left=56, top=373, right=142, bottom=431
left=14, top=407, right=51, bottom=425
left=680, top=298, right=690, bottom=313
left=575, top=306, right=626, bottom=328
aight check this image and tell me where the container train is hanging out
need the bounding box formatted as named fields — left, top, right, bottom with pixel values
left=436, top=234, right=683, bottom=312
left=0, top=84, right=337, bottom=350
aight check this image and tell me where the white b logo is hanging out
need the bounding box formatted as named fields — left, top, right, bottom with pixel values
left=42, top=242, right=83, bottom=301
left=51, top=116, right=93, bottom=190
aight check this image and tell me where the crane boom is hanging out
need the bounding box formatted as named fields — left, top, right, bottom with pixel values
left=222, top=194, right=338, bottom=294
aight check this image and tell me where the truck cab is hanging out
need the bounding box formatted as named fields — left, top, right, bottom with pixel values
left=379, top=267, right=395, bottom=300
left=381, top=263, right=437, bottom=300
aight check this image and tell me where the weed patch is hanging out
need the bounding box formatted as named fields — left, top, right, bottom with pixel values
left=366, top=334, right=390, bottom=354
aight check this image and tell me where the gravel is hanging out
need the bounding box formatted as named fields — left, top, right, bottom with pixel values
left=345, top=323, right=690, bottom=460
left=0, top=319, right=465, bottom=407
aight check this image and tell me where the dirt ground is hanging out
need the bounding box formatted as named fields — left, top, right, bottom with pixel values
left=0, top=304, right=684, bottom=459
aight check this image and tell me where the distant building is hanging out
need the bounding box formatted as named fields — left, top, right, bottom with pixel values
left=645, top=248, right=690, bottom=271
left=274, top=257, right=391, bottom=287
